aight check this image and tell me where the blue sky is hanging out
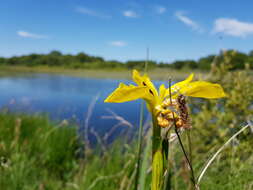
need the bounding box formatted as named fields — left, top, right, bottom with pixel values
left=1, top=0, right=253, bottom=62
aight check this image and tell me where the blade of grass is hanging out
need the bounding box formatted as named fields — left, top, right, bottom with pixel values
left=139, top=127, right=152, bottom=190
left=134, top=48, right=149, bottom=190
left=197, top=123, right=251, bottom=185
left=163, top=138, right=171, bottom=190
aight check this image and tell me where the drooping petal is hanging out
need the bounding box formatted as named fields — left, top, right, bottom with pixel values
left=104, top=83, right=152, bottom=103
left=164, top=73, right=194, bottom=98
left=179, top=81, right=227, bottom=99
left=132, top=70, right=158, bottom=97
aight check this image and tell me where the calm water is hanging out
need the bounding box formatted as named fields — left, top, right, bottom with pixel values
left=0, top=74, right=165, bottom=136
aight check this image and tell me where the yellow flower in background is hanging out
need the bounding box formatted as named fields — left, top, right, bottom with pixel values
left=104, top=70, right=226, bottom=117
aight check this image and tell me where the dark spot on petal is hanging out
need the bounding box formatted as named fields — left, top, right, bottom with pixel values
left=149, top=89, right=154, bottom=96
left=142, top=82, right=147, bottom=86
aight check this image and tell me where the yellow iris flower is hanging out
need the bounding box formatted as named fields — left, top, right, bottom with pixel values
left=104, top=70, right=226, bottom=115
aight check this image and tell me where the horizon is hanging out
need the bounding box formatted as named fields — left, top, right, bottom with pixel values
left=2, top=0, right=253, bottom=62
left=1, top=48, right=252, bottom=64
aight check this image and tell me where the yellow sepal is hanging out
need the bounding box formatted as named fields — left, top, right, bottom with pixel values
left=180, top=81, right=227, bottom=99
left=104, top=83, right=153, bottom=103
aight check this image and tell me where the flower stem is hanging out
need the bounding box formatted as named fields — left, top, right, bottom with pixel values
left=168, top=79, right=197, bottom=189
left=151, top=115, right=163, bottom=190
left=134, top=100, right=145, bottom=190
left=174, top=127, right=196, bottom=187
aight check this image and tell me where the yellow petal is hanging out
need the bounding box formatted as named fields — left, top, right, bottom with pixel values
left=179, top=81, right=227, bottom=99
left=171, top=73, right=194, bottom=92
left=164, top=73, right=194, bottom=98
left=104, top=83, right=152, bottom=103
left=159, top=84, right=166, bottom=100
left=132, top=70, right=158, bottom=97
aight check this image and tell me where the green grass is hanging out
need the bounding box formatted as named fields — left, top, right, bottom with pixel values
left=0, top=65, right=207, bottom=80
left=0, top=111, right=252, bottom=190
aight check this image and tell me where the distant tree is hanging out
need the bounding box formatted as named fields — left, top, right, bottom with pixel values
left=247, top=54, right=253, bottom=69
left=49, top=50, right=62, bottom=57
left=77, top=52, right=91, bottom=63
left=158, top=62, right=173, bottom=68
left=198, top=55, right=215, bottom=70
left=126, top=60, right=156, bottom=70
left=1, top=49, right=252, bottom=70
left=248, top=50, right=253, bottom=57
left=0, top=57, right=6, bottom=64
left=7, top=57, right=20, bottom=65
left=106, top=60, right=124, bottom=68
left=230, top=51, right=248, bottom=70
left=172, top=61, right=186, bottom=69
left=219, top=50, right=247, bottom=70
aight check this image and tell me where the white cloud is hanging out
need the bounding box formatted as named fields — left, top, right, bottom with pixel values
left=155, top=6, right=166, bottom=14
left=175, top=11, right=203, bottom=32
left=213, top=18, right=253, bottom=38
left=123, top=10, right=138, bottom=18
left=76, top=7, right=111, bottom=19
left=109, top=41, right=127, bottom=47
left=17, top=30, right=48, bottom=39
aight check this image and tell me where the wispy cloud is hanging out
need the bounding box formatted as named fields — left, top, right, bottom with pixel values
left=212, top=18, right=253, bottom=38
left=109, top=41, right=127, bottom=47
left=175, top=11, right=203, bottom=32
left=123, top=10, right=139, bottom=18
left=17, top=30, right=48, bottom=39
left=155, top=6, right=166, bottom=14
left=76, top=6, right=111, bottom=19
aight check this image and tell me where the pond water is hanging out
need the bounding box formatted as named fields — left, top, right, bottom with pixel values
left=0, top=74, right=166, bottom=137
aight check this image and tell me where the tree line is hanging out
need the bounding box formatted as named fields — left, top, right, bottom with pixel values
left=0, top=50, right=252, bottom=70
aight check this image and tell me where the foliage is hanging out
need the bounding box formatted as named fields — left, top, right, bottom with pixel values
left=1, top=49, right=253, bottom=70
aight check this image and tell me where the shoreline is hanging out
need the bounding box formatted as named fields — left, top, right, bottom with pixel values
left=0, top=65, right=207, bottom=80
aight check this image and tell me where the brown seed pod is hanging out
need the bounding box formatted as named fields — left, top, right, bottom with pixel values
left=176, top=95, right=191, bottom=129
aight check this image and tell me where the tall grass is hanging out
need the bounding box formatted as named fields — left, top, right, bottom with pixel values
left=0, top=111, right=252, bottom=189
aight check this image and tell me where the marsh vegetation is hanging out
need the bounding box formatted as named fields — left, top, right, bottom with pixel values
left=0, top=51, right=252, bottom=190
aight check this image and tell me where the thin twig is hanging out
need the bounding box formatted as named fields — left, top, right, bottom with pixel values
left=101, top=108, right=133, bottom=142
left=90, top=128, right=107, bottom=153
left=84, top=94, right=99, bottom=150
left=187, top=130, right=193, bottom=165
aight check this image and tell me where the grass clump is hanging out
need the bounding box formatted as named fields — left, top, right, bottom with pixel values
left=0, top=113, right=80, bottom=189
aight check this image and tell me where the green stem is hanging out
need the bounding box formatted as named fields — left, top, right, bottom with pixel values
left=134, top=100, right=145, bottom=190
left=187, top=130, right=194, bottom=189
left=151, top=115, right=163, bottom=190
left=174, top=128, right=196, bottom=186
left=152, top=116, right=161, bottom=155
left=187, top=131, right=192, bottom=163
